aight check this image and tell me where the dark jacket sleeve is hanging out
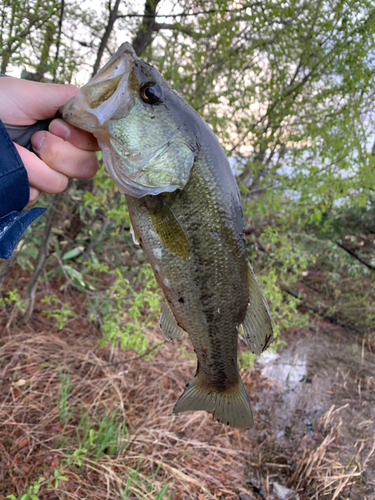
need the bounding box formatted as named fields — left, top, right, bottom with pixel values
left=0, top=119, right=46, bottom=259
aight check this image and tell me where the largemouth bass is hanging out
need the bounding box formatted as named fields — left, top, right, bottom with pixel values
left=60, top=43, right=273, bottom=429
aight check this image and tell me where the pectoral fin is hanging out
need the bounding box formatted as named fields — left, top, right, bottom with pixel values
left=148, top=200, right=189, bottom=258
left=241, top=263, right=273, bottom=355
left=160, top=301, right=185, bottom=341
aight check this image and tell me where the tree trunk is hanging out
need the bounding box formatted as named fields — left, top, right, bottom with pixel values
left=132, top=0, right=161, bottom=56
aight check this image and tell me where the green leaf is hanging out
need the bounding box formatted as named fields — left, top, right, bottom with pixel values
left=62, top=247, right=83, bottom=260
left=62, top=265, right=86, bottom=287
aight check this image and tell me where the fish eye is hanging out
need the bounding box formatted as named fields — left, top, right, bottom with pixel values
left=140, top=83, right=162, bottom=104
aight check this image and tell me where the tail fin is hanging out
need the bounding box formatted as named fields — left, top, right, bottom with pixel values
left=173, top=377, right=253, bottom=429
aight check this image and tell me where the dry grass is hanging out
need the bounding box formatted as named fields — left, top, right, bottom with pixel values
left=0, top=320, right=257, bottom=499
left=291, top=405, right=363, bottom=499
left=1, top=286, right=375, bottom=499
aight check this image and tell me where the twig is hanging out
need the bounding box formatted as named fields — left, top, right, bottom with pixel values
left=336, top=241, right=375, bottom=272
left=118, top=3, right=262, bottom=19
left=103, top=341, right=166, bottom=367
left=21, top=191, right=64, bottom=323
left=81, top=217, right=111, bottom=264
left=282, top=287, right=361, bottom=333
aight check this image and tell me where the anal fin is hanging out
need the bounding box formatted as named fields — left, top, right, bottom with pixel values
left=160, top=301, right=185, bottom=341
left=241, top=262, right=274, bottom=355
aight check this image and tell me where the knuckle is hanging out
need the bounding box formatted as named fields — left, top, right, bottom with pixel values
left=48, top=137, right=65, bottom=164
left=39, top=134, right=64, bottom=166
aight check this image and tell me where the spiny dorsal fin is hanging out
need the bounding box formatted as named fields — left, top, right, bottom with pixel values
left=159, top=301, right=185, bottom=341
left=240, top=262, right=273, bottom=355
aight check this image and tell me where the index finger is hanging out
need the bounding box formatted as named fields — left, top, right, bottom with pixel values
left=49, top=118, right=99, bottom=151
left=0, top=77, right=78, bottom=125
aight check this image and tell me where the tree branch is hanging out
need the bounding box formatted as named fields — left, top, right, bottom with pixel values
left=53, top=0, right=65, bottom=82
left=103, top=340, right=166, bottom=367
left=92, top=0, right=122, bottom=76
left=282, top=287, right=361, bottom=333
left=22, top=191, right=65, bottom=323
left=336, top=241, right=375, bottom=272
left=153, top=22, right=207, bottom=39
left=118, top=3, right=262, bottom=19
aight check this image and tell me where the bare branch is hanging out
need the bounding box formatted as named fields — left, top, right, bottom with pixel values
left=92, top=0, right=122, bottom=76
left=153, top=22, right=209, bottom=39
left=118, top=3, right=263, bottom=19
left=22, top=191, right=65, bottom=323
left=336, top=241, right=375, bottom=272
left=53, top=0, right=65, bottom=82
left=103, top=341, right=166, bottom=367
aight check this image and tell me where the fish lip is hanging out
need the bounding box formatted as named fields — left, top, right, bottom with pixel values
left=88, top=42, right=137, bottom=86
left=59, top=43, right=138, bottom=130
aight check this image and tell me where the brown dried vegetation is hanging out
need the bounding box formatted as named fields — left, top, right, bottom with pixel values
left=1, top=266, right=375, bottom=499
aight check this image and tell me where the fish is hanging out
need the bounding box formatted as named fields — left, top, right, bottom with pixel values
left=60, top=43, right=273, bottom=429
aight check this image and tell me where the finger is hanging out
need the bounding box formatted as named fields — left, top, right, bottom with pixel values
left=0, top=77, right=78, bottom=125
left=15, top=143, right=69, bottom=194
left=27, top=187, right=42, bottom=206
left=49, top=118, right=99, bottom=151
left=31, top=130, right=99, bottom=179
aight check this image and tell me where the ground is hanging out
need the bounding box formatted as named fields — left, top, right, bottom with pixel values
left=0, top=271, right=374, bottom=499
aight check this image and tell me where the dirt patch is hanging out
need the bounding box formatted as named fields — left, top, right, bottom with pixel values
left=252, top=323, right=375, bottom=499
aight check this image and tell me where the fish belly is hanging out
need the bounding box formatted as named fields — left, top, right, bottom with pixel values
left=126, top=156, right=254, bottom=428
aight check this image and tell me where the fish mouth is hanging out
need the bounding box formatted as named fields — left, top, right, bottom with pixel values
left=59, top=43, right=138, bottom=131
left=87, top=42, right=137, bottom=86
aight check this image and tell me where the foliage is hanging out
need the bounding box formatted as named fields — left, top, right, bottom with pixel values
left=42, top=295, right=77, bottom=329
left=2, top=1, right=375, bottom=365
left=120, top=463, right=171, bottom=500
left=0, top=288, right=25, bottom=313
left=96, top=264, right=161, bottom=352
left=6, top=470, right=68, bottom=500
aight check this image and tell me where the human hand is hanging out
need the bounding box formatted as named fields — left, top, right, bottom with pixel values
left=0, top=77, right=99, bottom=204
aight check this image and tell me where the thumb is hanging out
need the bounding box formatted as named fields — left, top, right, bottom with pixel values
left=0, top=77, right=79, bottom=125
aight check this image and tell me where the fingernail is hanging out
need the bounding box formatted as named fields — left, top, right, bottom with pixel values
left=49, top=119, right=71, bottom=140
left=31, top=131, right=46, bottom=154
left=28, top=187, right=42, bottom=205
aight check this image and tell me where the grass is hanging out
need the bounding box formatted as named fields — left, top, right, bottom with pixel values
left=77, top=409, right=127, bottom=460
left=121, top=463, right=171, bottom=499
left=0, top=268, right=374, bottom=498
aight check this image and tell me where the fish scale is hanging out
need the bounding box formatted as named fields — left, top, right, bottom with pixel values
left=60, top=42, right=273, bottom=429
left=127, top=148, right=249, bottom=393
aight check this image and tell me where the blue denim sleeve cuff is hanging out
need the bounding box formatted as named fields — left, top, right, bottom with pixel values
left=0, top=208, right=46, bottom=259
left=0, top=119, right=46, bottom=259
